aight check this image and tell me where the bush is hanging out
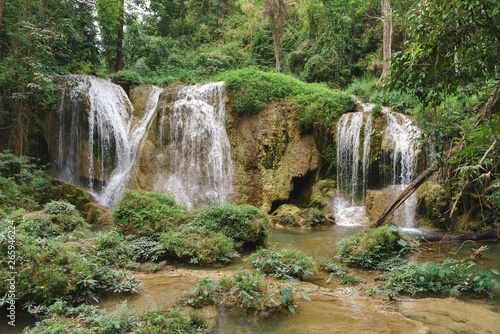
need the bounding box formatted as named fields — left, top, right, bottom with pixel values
left=248, top=247, right=316, bottom=280
left=24, top=302, right=207, bottom=334
left=214, top=68, right=355, bottom=127
left=113, top=190, right=188, bottom=236
left=337, top=226, right=414, bottom=269
left=371, top=104, right=383, bottom=118
left=89, top=230, right=131, bottom=266
left=161, top=224, right=239, bottom=264
left=43, top=200, right=87, bottom=232
left=194, top=204, right=270, bottom=246
left=129, top=236, right=167, bottom=262
left=379, top=259, right=500, bottom=298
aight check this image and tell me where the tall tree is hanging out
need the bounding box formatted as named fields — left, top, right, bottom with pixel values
left=378, top=0, right=392, bottom=86
left=0, top=0, right=6, bottom=28
left=97, top=0, right=124, bottom=72
left=264, top=0, right=288, bottom=72
left=115, top=0, right=124, bottom=71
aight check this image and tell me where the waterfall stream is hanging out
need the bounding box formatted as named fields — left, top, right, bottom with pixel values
left=54, top=76, right=233, bottom=209
left=334, top=101, right=420, bottom=228
left=156, top=82, right=233, bottom=209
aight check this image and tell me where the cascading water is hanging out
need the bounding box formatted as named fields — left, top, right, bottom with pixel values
left=157, top=82, right=233, bottom=209
left=382, top=108, right=420, bottom=228
left=334, top=102, right=375, bottom=226
left=333, top=101, right=420, bottom=228
left=96, top=86, right=163, bottom=206
left=53, top=75, right=162, bottom=207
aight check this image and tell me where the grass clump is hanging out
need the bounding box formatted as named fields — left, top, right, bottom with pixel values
left=215, top=68, right=355, bottom=128
left=379, top=258, right=500, bottom=298
left=194, top=203, right=270, bottom=246
left=24, top=301, right=207, bottom=334
left=43, top=200, right=87, bottom=232
left=248, top=247, right=316, bottom=280
left=337, top=226, right=414, bottom=269
left=113, top=190, right=188, bottom=236
left=161, top=224, right=239, bottom=264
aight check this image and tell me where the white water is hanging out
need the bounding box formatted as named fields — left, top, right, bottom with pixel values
left=334, top=101, right=420, bottom=228
left=96, top=86, right=163, bottom=206
left=55, top=76, right=163, bottom=207
left=382, top=108, right=420, bottom=228
left=157, top=82, right=233, bottom=209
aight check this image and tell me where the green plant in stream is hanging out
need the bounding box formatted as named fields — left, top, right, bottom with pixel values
left=247, top=246, right=316, bottom=280
left=337, top=226, right=415, bottom=269
left=181, top=276, right=222, bottom=308
left=379, top=258, right=500, bottom=298
left=128, top=236, right=167, bottom=262
left=160, top=224, right=239, bottom=264
left=113, top=190, right=188, bottom=236
left=194, top=203, right=270, bottom=246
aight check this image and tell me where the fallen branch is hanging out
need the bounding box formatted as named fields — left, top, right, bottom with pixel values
left=416, top=229, right=498, bottom=242
left=367, top=166, right=438, bottom=229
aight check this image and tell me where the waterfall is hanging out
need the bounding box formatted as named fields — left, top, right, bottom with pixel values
left=333, top=101, right=420, bottom=228
left=54, top=75, right=162, bottom=207
left=382, top=109, right=420, bottom=228
left=96, top=85, right=163, bottom=206
left=157, top=82, right=233, bottom=209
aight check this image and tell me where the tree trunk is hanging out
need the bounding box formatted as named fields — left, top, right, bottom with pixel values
left=378, top=0, right=392, bottom=86
left=0, top=0, right=5, bottom=29
left=115, top=0, right=124, bottom=72
left=368, top=166, right=438, bottom=229
left=264, top=0, right=287, bottom=72
left=416, top=229, right=498, bottom=242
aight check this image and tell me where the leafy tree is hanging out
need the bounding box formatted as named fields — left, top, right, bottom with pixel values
left=389, top=0, right=500, bottom=228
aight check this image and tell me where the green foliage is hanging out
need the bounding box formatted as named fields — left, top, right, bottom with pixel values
left=161, top=224, right=239, bottom=264
left=0, top=152, right=51, bottom=212
left=128, top=236, right=167, bottom=262
left=109, top=70, right=143, bottom=87
left=89, top=230, right=131, bottom=267
left=24, top=302, right=207, bottom=334
left=43, top=200, right=87, bottom=232
left=337, top=226, right=414, bottom=269
left=113, top=190, right=188, bottom=236
left=248, top=246, right=316, bottom=280
left=0, top=234, right=139, bottom=304
left=371, top=104, right=383, bottom=118
left=379, top=259, right=500, bottom=298
left=194, top=203, right=270, bottom=246
left=339, top=273, right=359, bottom=286
left=215, top=68, right=355, bottom=124
left=181, top=276, right=221, bottom=308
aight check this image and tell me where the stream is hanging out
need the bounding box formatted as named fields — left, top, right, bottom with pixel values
left=3, top=226, right=500, bottom=333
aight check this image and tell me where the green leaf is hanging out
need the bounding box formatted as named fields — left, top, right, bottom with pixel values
left=299, top=292, right=311, bottom=301
left=288, top=305, right=295, bottom=314
left=490, top=268, right=500, bottom=275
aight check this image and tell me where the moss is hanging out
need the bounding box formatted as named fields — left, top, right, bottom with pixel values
left=417, top=181, right=447, bottom=229
left=113, top=190, right=188, bottom=236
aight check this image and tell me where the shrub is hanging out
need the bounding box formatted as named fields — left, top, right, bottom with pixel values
left=43, top=200, right=87, bottom=232
left=113, top=190, right=188, bottom=236
left=371, top=104, right=383, bottom=118
left=161, top=224, right=239, bottom=264
left=129, top=236, right=167, bottom=262
left=18, top=217, right=64, bottom=238
left=337, top=226, right=414, bottom=269
left=215, top=68, right=355, bottom=127
left=89, top=230, right=131, bottom=266
left=379, top=259, right=500, bottom=298
left=248, top=247, right=316, bottom=280
left=339, top=273, right=359, bottom=286
left=194, top=204, right=270, bottom=246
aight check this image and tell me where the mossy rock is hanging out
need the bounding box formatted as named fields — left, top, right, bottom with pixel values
left=310, top=179, right=336, bottom=208
left=43, top=176, right=91, bottom=218
left=416, top=181, right=447, bottom=228
left=272, top=204, right=334, bottom=227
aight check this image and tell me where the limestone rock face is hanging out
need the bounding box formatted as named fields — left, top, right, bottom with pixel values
left=416, top=181, right=447, bottom=228
left=365, top=186, right=401, bottom=225
left=228, top=101, right=320, bottom=212
left=272, top=204, right=334, bottom=227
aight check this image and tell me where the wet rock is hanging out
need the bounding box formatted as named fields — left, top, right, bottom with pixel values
left=416, top=181, right=447, bottom=228
left=272, top=204, right=334, bottom=228
left=228, top=101, right=320, bottom=211
left=365, top=186, right=400, bottom=225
